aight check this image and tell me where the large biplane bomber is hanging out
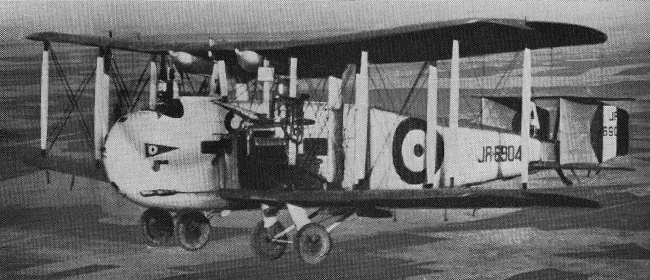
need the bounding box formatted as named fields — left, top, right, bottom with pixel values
left=26, top=18, right=633, bottom=264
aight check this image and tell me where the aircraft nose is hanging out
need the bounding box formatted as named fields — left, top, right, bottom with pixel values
left=102, top=112, right=154, bottom=197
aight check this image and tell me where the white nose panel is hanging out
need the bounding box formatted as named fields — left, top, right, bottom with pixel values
left=103, top=97, right=228, bottom=210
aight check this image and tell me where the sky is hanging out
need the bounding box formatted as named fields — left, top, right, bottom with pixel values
left=1, top=0, right=649, bottom=48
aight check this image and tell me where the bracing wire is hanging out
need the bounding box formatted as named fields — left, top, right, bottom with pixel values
left=128, top=62, right=150, bottom=112
left=365, top=62, right=429, bottom=184
left=48, top=47, right=94, bottom=150
left=483, top=52, right=522, bottom=127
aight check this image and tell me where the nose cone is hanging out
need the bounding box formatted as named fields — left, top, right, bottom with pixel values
left=103, top=99, right=231, bottom=210
left=103, top=112, right=155, bottom=200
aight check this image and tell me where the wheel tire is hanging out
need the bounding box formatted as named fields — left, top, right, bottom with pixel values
left=250, top=221, right=288, bottom=260
left=176, top=211, right=211, bottom=251
left=140, top=208, right=174, bottom=246
left=295, top=223, right=332, bottom=264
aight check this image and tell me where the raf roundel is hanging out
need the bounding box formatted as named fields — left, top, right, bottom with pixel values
left=392, top=118, right=443, bottom=184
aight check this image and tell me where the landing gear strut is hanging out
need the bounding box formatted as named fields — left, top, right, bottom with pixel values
left=140, top=208, right=174, bottom=246
left=250, top=205, right=350, bottom=264
left=176, top=211, right=211, bottom=251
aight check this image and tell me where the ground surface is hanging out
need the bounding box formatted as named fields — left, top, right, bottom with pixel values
left=0, top=173, right=649, bottom=280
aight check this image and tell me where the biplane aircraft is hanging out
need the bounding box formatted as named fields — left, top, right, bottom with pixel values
left=26, top=18, right=633, bottom=264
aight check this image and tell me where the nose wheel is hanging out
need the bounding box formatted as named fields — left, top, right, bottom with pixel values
left=250, top=221, right=288, bottom=260
left=140, top=208, right=174, bottom=246
left=176, top=211, right=211, bottom=251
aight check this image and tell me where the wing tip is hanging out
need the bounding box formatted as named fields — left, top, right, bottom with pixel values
left=25, top=32, right=47, bottom=41
left=526, top=21, right=608, bottom=47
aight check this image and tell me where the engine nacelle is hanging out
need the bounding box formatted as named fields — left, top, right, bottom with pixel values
left=168, top=49, right=265, bottom=75
left=168, top=51, right=213, bottom=74
left=235, top=49, right=263, bottom=72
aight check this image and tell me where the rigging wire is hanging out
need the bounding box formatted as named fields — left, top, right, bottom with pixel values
left=482, top=52, right=521, bottom=128
left=370, top=63, right=398, bottom=113
left=128, top=62, right=151, bottom=112
left=110, top=57, right=135, bottom=113
left=47, top=47, right=94, bottom=150
left=364, top=62, right=430, bottom=186
left=398, top=62, right=429, bottom=115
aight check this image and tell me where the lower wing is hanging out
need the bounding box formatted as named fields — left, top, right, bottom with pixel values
left=219, top=188, right=600, bottom=209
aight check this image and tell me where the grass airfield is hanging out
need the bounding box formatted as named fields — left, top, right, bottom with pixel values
left=0, top=41, right=649, bottom=279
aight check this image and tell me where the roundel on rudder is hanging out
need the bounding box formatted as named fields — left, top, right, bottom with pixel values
left=392, top=118, right=444, bottom=184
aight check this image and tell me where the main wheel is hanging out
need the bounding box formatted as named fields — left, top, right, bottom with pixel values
left=250, top=221, right=288, bottom=260
left=295, top=223, right=332, bottom=264
left=140, top=208, right=174, bottom=246
left=176, top=211, right=211, bottom=251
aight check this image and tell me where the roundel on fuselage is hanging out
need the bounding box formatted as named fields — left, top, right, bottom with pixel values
left=392, top=118, right=444, bottom=184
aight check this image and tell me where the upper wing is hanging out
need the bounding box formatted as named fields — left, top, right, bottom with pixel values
left=218, top=188, right=600, bottom=209
left=27, top=18, right=606, bottom=77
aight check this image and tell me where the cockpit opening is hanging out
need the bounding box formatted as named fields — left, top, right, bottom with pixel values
left=155, top=68, right=184, bottom=118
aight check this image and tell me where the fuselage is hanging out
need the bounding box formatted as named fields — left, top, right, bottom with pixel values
left=102, top=97, right=548, bottom=211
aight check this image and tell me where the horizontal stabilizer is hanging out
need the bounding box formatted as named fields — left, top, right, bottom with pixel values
left=219, top=188, right=599, bottom=209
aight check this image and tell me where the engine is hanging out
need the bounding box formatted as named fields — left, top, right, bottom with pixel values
left=167, top=49, right=265, bottom=75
